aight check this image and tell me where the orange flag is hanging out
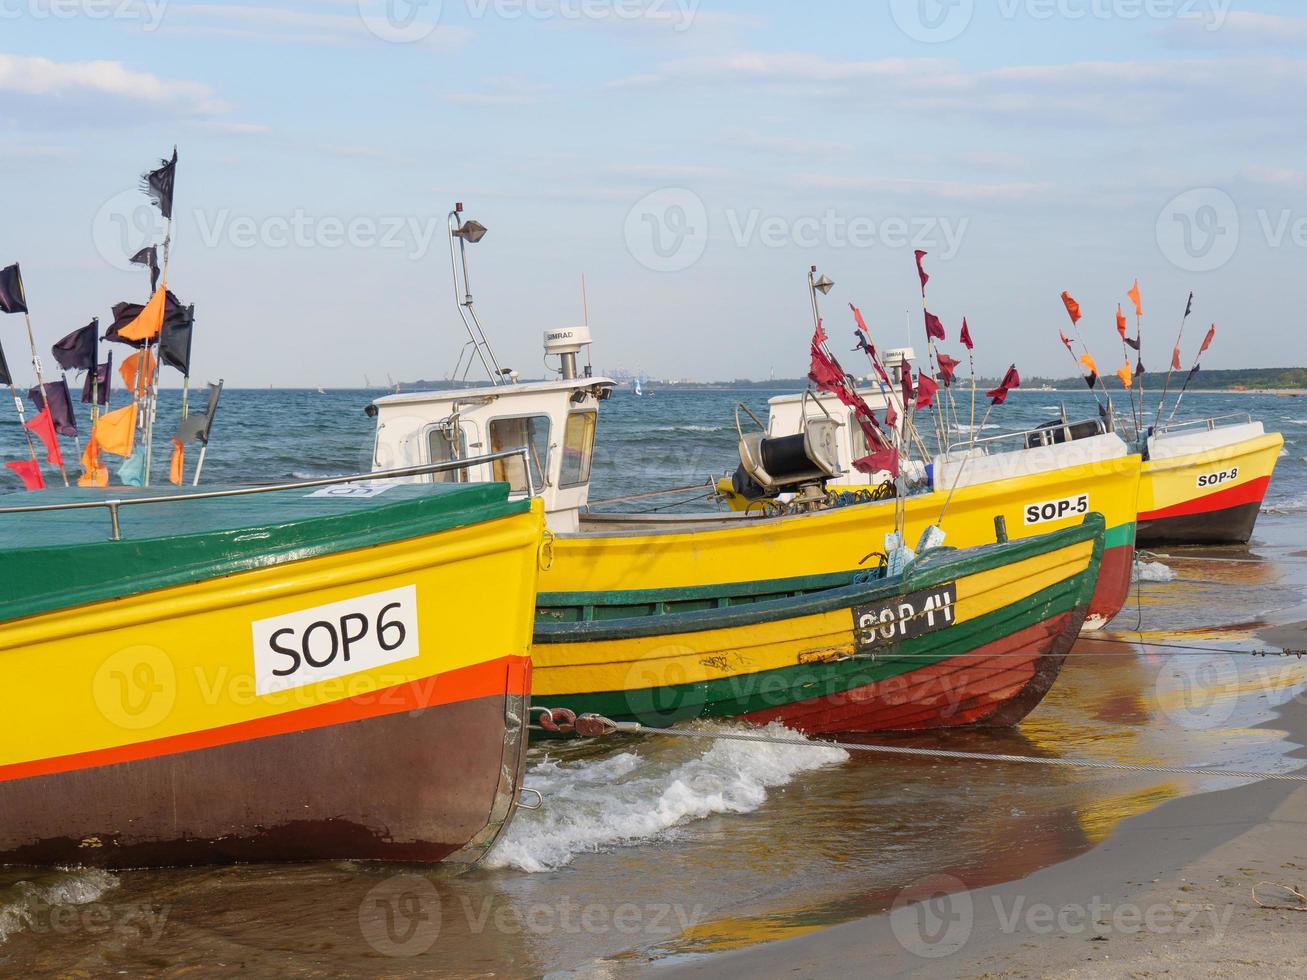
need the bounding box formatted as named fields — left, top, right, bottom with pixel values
left=1079, top=353, right=1099, bottom=376
left=120, top=349, right=157, bottom=398
left=1172, top=346, right=1183, bottom=371
left=78, top=435, right=109, bottom=487
left=1199, top=324, right=1216, bottom=355
left=169, top=438, right=185, bottom=485
left=117, top=285, right=167, bottom=342
left=1127, top=279, right=1142, bottom=317
left=1116, top=304, right=1127, bottom=339
left=1117, top=361, right=1133, bottom=389
left=94, top=403, right=138, bottom=457
left=1061, top=291, right=1082, bottom=324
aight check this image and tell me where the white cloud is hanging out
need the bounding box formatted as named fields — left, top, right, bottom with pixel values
left=0, top=53, right=226, bottom=116
left=442, top=76, right=550, bottom=107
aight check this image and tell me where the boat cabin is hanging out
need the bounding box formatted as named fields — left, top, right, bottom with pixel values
left=369, top=329, right=614, bottom=532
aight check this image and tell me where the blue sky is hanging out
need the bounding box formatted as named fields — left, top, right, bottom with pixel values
left=1, top=0, right=1304, bottom=386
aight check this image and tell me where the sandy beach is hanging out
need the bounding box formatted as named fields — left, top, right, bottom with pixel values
left=650, top=628, right=1307, bottom=979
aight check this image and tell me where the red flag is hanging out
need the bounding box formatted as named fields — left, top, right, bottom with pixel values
left=915, top=372, right=939, bottom=409
left=1061, top=291, right=1082, bottom=324
left=923, top=310, right=946, bottom=341
left=1116, top=304, right=1127, bottom=339
left=885, top=399, right=898, bottom=428
left=850, top=303, right=869, bottom=335
left=914, top=250, right=929, bottom=294
left=5, top=459, right=44, bottom=491
left=900, top=360, right=914, bottom=405
left=936, top=353, right=960, bottom=386
left=959, top=317, right=974, bottom=351
left=986, top=364, right=1020, bottom=405
left=1199, top=324, right=1216, bottom=355
left=853, top=448, right=900, bottom=478
left=1127, top=279, right=1142, bottom=317
left=25, top=406, right=63, bottom=468
left=1059, top=330, right=1074, bottom=352
left=813, top=319, right=827, bottom=345
left=1172, top=346, right=1182, bottom=371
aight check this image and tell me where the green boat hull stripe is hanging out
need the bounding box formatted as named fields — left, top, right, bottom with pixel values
left=536, top=515, right=1106, bottom=641
left=535, top=560, right=1096, bottom=726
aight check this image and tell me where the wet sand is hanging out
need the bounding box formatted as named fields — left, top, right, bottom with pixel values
left=650, top=669, right=1307, bottom=979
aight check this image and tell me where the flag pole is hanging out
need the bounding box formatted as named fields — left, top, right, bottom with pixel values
left=1165, top=326, right=1214, bottom=427
left=1151, top=292, right=1193, bottom=434
left=19, top=302, right=68, bottom=485
left=6, top=382, right=42, bottom=470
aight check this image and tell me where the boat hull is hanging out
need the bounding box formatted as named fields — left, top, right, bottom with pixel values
left=559, top=455, right=1138, bottom=628
left=1137, top=432, right=1282, bottom=546
left=534, top=516, right=1103, bottom=734
left=0, top=503, right=543, bottom=869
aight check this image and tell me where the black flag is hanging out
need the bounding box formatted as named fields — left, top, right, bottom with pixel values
left=142, top=148, right=177, bottom=220
left=0, top=263, right=26, bottom=314
left=178, top=381, right=223, bottom=445
left=131, top=246, right=160, bottom=292
left=27, top=379, right=78, bottom=438
left=159, top=304, right=195, bottom=375
left=51, top=319, right=99, bottom=371
left=0, top=337, right=11, bottom=386
left=1184, top=291, right=1193, bottom=318
left=82, top=353, right=113, bottom=406
left=1124, top=336, right=1140, bottom=351
left=106, top=290, right=185, bottom=348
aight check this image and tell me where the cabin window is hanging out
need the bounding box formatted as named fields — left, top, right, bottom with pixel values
left=559, top=411, right=597, bottom=488
left=489, top=415, right=551, bottom=492
left=426, top=424, right=467, bottom=483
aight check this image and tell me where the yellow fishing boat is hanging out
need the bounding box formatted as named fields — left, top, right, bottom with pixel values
left=0, top=457, right=543, bottom=868
left=1135, top=414, right=1283, bottom=545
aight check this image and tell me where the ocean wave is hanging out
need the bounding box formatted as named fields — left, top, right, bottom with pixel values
left=1265, top=494, right=1307, bottom=516
left=646, top=425, right=726, bottom=433
left=1133, top=560, right=1178, bottom=583
left=0, top=870, right=119, bottom=944
left=485, top=721, right=847, bottom=873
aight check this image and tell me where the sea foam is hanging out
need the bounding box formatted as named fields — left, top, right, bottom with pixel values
left=0, top=870, right=119, bottom=943
left=485, top=722, right=847, bottom=873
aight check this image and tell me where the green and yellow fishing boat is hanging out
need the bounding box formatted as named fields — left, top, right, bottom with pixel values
left=0, top=458, right=543, bottom=868
left=532, top=514, right=1104, bottom=734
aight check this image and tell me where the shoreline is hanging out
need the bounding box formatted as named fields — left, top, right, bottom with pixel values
left=647, top=632, right=1307, bottom=979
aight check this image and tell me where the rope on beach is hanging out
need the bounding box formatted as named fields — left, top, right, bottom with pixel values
left=1253, top=882, right=1307, bottom=912
left=529, top=710, right=1307, bottom=783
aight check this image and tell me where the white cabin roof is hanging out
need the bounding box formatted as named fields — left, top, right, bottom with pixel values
left=372, top=376, right=615, bottom=411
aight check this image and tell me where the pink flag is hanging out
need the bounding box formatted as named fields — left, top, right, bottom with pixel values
left=914, top=250, right=929, bottom=294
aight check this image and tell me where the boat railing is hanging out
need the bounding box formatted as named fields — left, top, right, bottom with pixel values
left=0, top=448, right=534, bottom=542
left=943, top=418, right=1104, bottom=456
left=1152, top=412, right=1253, bottom=436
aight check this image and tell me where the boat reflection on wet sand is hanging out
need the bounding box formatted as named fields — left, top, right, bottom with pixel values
left=1, top=526, right=1306, bottom=976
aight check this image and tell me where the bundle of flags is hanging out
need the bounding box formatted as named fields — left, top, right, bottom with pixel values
left=809, top=318, right=899, bottom=476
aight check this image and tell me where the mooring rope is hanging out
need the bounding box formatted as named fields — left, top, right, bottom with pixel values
left=530, top=714, right=1307, bottom=783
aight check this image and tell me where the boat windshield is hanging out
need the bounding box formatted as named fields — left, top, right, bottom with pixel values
left=490, top=415, right=551, bottom=491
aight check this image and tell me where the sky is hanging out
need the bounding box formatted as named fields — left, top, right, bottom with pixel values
left=1, top=0, right=1305, bottom=386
